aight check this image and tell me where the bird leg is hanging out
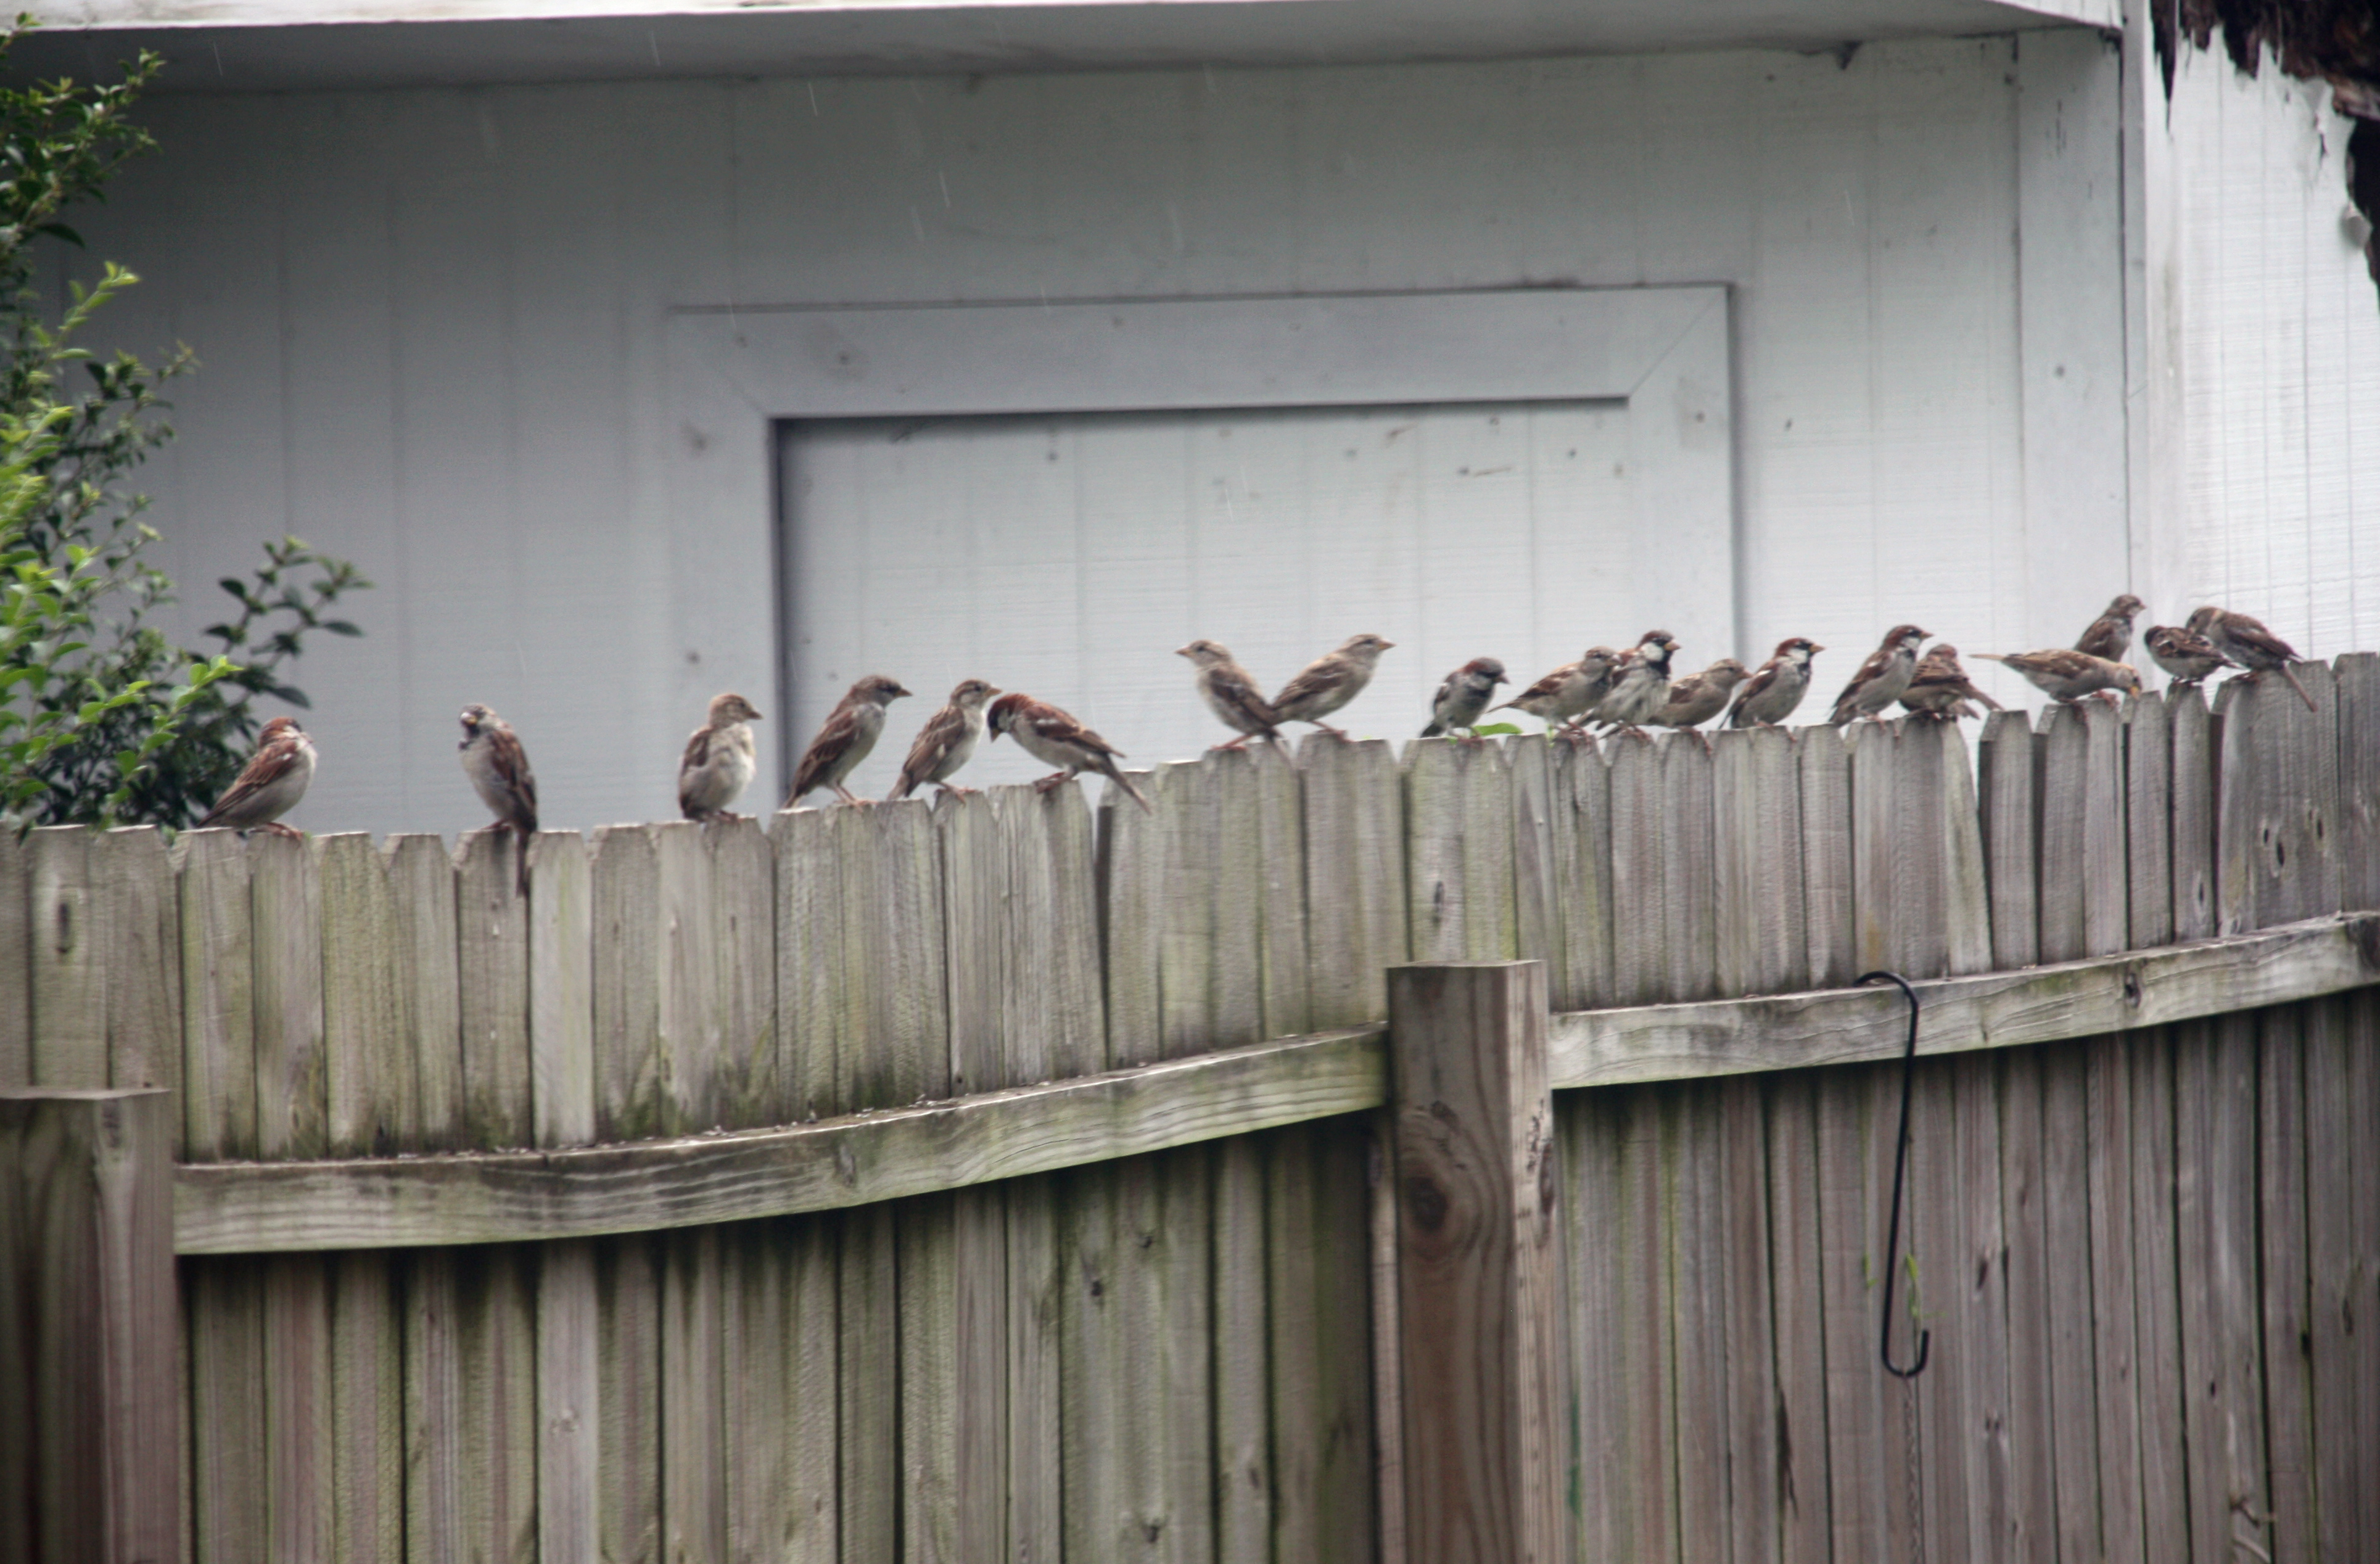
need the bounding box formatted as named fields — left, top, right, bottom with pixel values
left=1032, top=770, right=1071, bottom=795
left=1457, top=729, right=1488, bottom=748
left=262, top=821, right=305, bottom=839
left=832, top=784, right=870, bottom=806
left=1308, top=721, right=1348, bottom=739
left=1211, top=736, right=1253, bottom=753
left=933, top=784, right=980, bottom=799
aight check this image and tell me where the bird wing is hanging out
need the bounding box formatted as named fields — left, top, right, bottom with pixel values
left=1209, top=665, right=1282, bottom=731
left=2222, top=615, right=2300, bottom=664
left=2075, top=617, right=2126, bottom=660
left=893, top=705, right=965, bottom=797
left=197, top=733, right=307, bottom=827
left=791, top=699, right=863, bottom=798
left=677, top=726, right=717, bottom=811
left=485, top=726, right=538, bottom=829
left=1727, top=659, right=1784, bottom=723
left=1271, top=656, right=1352, bottom=716
left=1026, top=701, right=1124, bottom=761
left=1827, top=648, right=1892, bottom=720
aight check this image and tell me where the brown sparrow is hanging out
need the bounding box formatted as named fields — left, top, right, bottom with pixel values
left=888, top=678, right=1000, bottom=801
left=1421, top=657, right=1510, bottom=741
left=1727, top=638, right=1822, bottom=727
left=1826, top=624, right=1930, bottom=725
left=2075, top=593, right=2145, bottom=662
left=1973, top=648, right=2144, bottom=704
left=1653, top=657, right=1749, bottom=730
left=196, top=715, right=315, bottom=836
left=786, top=674, right=911, bottom=807
left=458, top=704, right=538, bottom=894
left=1495, top=647, right=1621, bottom=738
left=1898, top=645, right=2003, bottom=721
left=985, top=692, right=1151, bottom=811
left=1177, top=639, right=1283, bottom=751
left=2184, top=606, right=2316, bottom=711
left=678, top=692, right=763, bottom=821
left=2143, top=624, right=2233, bottom=687
left=1595, top=632, right=1679, bottom=735
left=1269, top=633, right=1394, bottom=738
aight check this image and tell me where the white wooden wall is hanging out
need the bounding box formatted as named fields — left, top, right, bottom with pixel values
left=62, top=34, right=2136, bottom=833
left=2159, top=52, right=2380, bottom=655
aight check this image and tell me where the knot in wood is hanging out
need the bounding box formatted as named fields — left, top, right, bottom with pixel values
left=1404, top=1172, right=1449, bottom=1232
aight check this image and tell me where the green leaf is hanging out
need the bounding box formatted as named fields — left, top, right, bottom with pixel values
left=1468, top=722, right=1523, bottom=738
left=321, top=619, right=361, bottom=636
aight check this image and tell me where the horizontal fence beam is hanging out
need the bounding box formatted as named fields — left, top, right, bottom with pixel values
left=1550, top=911, right=2380, bottom=1087
left=172, top=913, right=2380, bottom=1253
left=173, top=1024, right=1386, bottom=1254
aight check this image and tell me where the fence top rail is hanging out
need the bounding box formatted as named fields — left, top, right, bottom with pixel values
left=170, top=912, right=2379, bottom=1254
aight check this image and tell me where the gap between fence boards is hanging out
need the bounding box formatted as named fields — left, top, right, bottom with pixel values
left=170, top=912, right=2380, bottom=1254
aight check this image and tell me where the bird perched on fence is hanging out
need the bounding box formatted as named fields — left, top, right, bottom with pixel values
left=1596, top=632, right=1679, bottom=736
left=986, top=692, right=1151, bottom=810
left=2143, top=624, right=2232, bottom=688
left=1421, top=656, right=1510, bottom=741
left=458, top=704, right=538, bottom=894
left=197, top=716, right=315, bottom=836
left=1898, top=645, right=2002, bottom=722
left=1178, top=640, right=1283, bottom=751
left=1269, top=633, right=1394, bottom=738
left=786, top=675, right=910, bottom=807
left=1496, top=646, right=1621, bottom=739
left=1827, top=624, right=1930, bottom=725
left=889, top=678, right=1000, bottom=801
left=1655, top=657, right=1749, bottom=731
left=2075, top=594, right=2146, bottom=662
left=1973, top=648, right=2143, bottom=705
left=1728, top=637, right=1823, bottom=727
left=678, top=692, right=763, bottom=821
left=2184, top=605, right=2316, bottom=712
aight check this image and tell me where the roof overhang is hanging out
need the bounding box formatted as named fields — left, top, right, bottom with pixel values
left=9, top=0, right=2116, bottom=93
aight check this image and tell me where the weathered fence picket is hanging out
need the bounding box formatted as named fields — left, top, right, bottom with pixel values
left=6, top=665, right=2380, bottom=1563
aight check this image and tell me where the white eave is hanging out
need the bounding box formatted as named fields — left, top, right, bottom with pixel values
left=9, top=0, right=2118, bottom=91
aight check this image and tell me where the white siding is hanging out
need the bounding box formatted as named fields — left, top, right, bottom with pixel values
left=2159, top=51, right=2380, bottom=657
left=64, top=35, right=2113, bottom=833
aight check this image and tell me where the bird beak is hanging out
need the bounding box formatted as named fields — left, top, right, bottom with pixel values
left=1811, top=644, right=1826, bottom=654
left=1380, top=640, right=1396, bottom=649
left=1174, top=645, right=1195, bottom=659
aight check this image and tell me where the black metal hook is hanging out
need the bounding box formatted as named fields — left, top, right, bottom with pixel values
left=1859, top=969, right=1931, bottom=1380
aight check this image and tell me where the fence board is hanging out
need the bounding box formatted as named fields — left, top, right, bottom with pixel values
left=1568, top=1085, right=1675, bottom=1562
left=0, top=829, right=27, bottom=1087
left=1608, top=735, right=1666, bottom=1005
left=1816, top=1061, right=1917, bottom=1560
left=1406, top=738, right=1517, bottom=963
left=385, top=835, right=461, bottom=1154
left=1509, top=735, right=1559, bottom=984
left=323, top=834, right=414, bottom=1156
left=1998, top=1047, right=2056, bottom=1562
left=1950, top=1050, right=2012, bottom=1563
left=2168, top=691, right=2217, bottom=940
left=530, top=834, right=597, bottom=1564
left=458, top=829, right=533, bottom=1151
left=2173, top=1016, right=2271, bottom=1564
left=1099, top=764, right=1169, bottom=1068
left=178, top=831, right=253, bottom=1161
left=1661, top=734, right=1719, bottom=1001
left=1299, top=735, right=1407, bottom=1026
left=2040, top=1043, right=2103, bottom=1559
left=709, top=818, right=775, bottom=1128
left=1554, top=736, right=1615, bottom=1010
left=1265, top=1121, right=1376, bottom=1563
left=591, top=825, right=662, bottom=1141
left=661, top=1225, right=725, bottom=1564
left=1253, top=742, right=1311, bottom=1039
left=2336, top=652, right=2380, bottom=912
left=2305, top=995, right=2372, bottom=1560
left=724, top=1222, right=799, bottom=1564
left=1851, top=720, right=1927, bottom=978
left=2127, top=1031, right=2191, bottom=1561
left=1800, top=727, right=1856, bottom=989
left=1713, top=725, right=1805, bottom=998
left=2125, top=695, right=2176, bottom=950
left=2083, top=1032, right=2144, bottom=1564
left=1764, top=1070, right=1832, bottom=1564
left=96, top=827, right=181, bottom=1093
left=653, top=821, right=720, bottom=1138
left=2036, top=700, right=2128, bottom=962
left=2256, top=1003, right=2316, bottom=1562
left=2347, top=990, right=2380, bottom=1560
left=28, top=828, right=102, bottom=1086
left=1977, top=712, right=2039, bottom=971
left=251, top=831, right=324, bottom=1161
left=1908, top=1058, right=1966, bottom=1564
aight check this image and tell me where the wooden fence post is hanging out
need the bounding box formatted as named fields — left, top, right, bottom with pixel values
left=1386, top=960, right=1566, bottom=1564
left=0, top=1087, right=179, bottom=1564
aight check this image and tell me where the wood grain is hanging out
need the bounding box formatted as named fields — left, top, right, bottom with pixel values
left=1713, top=725, right=1806, bottom=998
left=1388, top=962, right=1562, bottom=1564
left=2124, top=694, right=2175, bottom=949
left=2333, top=652, right=2380, bottom=912
left=1977, top=710, right=2040, bottom=971
left=27, top=828, right=103, bottom=1088
left=0, top=1089, right=180, bottom=1564
left=94, top=827, right=181, bottom=1096
left=1800, top=725, right=1856, bottom=989
left=2167, top=689, right=2217, bottom=940
left=0, top=828, right=28, bottom=1088
left=1298, top=734, right=1408, bottom=1027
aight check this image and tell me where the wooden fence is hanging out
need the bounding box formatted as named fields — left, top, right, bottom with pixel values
left=3, top=657, right=2378, bottom=1562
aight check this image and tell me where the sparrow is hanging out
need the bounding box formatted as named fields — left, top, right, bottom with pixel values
left=888, top=678, right=1000, bottom=801
left=2184, top=606, right=2316, bottom=712
left=2075, top=594, right=2145, bottom=662
left=786, top=675, right=911, bottom=807
left=1973, top=648, right=2144, bottom=704
left=1177, top=640, right=1284, bottom=751
left=1595, top=632, right=1679, bottom=736
left=196, top=716, right=316, bottom=836
left=1494, top=647, right=1621, bottom=738
left=1827, top=624, right=1930, bottom=725
left=1269, top=633, right=1394, bottom=738
left=2143, top=624, right=2233, bottom=687
left=678, top=692, right=763, bottom=821
left=458, top=704, right=538, bottom=895
left=1420, top=657, right=1510, bottom=741
left=1727, top=638, right=1824, bottom=727
left=1898, top=645, right=2003, bottom=722
left=985, top=692, right=1151, bottom=811
left=1653, top=657, right=1750, bottom=730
